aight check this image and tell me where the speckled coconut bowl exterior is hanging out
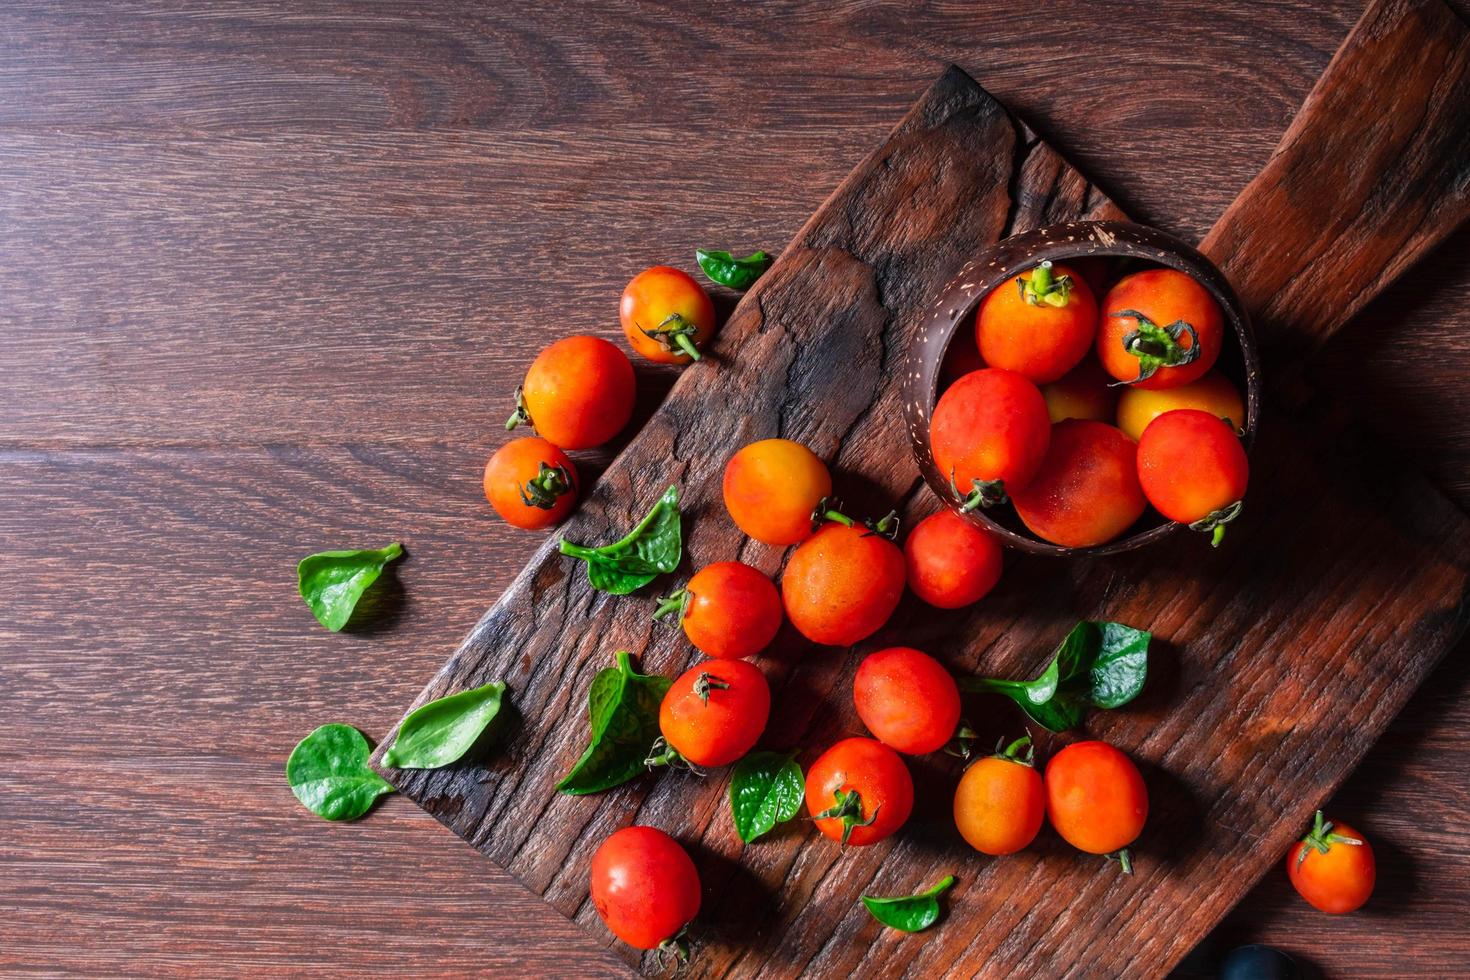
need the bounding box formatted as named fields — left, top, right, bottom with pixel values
left=903, top=220, right=1261, bottom=557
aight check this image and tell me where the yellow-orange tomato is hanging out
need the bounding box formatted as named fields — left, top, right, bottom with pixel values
left=903, top=509, right=1003, bottom=609
left=1041, top=358, right=1118, bottom=424
left=513, top=336, right=636, bottom=450
left=1116, top=369, right=1245, bottom=441
left=1098, top=269, right=1224, bottom=390
left=976, top=261, right=1098, bottom=383
left=620, top=266, right=717, bottom=365
left=1287, top=812, right=1375, bottom=914
left=1012, top=420, right=1146, bottom=548
left=954, top=737, right=1045, bottom=855
left=482, top=437, right=578, bottom=530
left=782, top=522, right=905, bottom=646
left=1045, top=741, right=1148, bottom=860
left=722, top=439, right=832, bottom=546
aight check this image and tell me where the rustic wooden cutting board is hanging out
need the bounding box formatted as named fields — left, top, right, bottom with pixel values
left=376, top=1, right=1470, bottom=976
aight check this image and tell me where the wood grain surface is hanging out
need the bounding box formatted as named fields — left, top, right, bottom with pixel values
left=2, top=1, right=1469, bottom=977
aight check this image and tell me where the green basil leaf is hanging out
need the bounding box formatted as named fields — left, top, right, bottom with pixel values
left=382, top=681, right=506, bottom=769
left=286, top=723, right=396, bottom=821
left=696, top=248, right=772, bottom=289
left=296, top=542, right=403, bottom=631
left=559, top=486, right=681, bottom=595
left=861, top=875, right=955, bottom=933
left=557, top=651, right=672, bottom=795
left=729, top=751, right=804, bottom=844
left=1088, top=622, right=1151, bottom=708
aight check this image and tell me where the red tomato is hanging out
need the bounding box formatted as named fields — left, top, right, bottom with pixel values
left=1287, top=811, right=1375, bottom=914
left=590, top=826, right=701, bottom=952
left=782, top=519, right=905, bottom=646
left=723, top=438, right=833, bottom=546
left=662, top=562, right=782, bottom=660
left=511, top=336, right=636, bottom=449
left=954, top=736, right=1045, bottom=855
left=805, top=737, right=914, bottom=846
left=1098, top=268, right=1224, bottom=389
left=930, top=368, right=1051, bottom=509
left=903, top=508, right=1003, bottom=609
left=620, top=266, right=717, bottom=365
left=1136, top=409, right=1249, bottom=546
left=975, top=261, right=1098, bottom=383
left=853, top=647, right=961, bottom=755
left=1045, top=741, right=1148, bottom=870
left=1012, top=419, right=1147, bottom=548
left=657, top=659, right=770, bottom=768
left=482, top=437, right=578, bottom=530
left=1041, top=357, right=1118, bottom=424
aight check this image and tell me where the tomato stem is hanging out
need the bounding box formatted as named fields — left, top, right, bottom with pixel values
left=943, top=723, right=978, bottom=760
left=996, top=734, right=1035, bottom=767
left=1018, top=260, right=1073, bottom=308
left=518, top=462, right=574, bottom=510
left=813, top=788, right=879, bottom=846
left=1109, top=310, right=1201, bottom=384
left=505, top=385, right=532, bottom=431
left=1296, top=809, right=1363, bottom=868
left=1107, top=848, right=1134, bottom=874
left=950, top=470, right=1008, bottom=510
left=692, top=671, right=730, bottom=705
left=640, top=313, right=704, bottom=362
left=652, top=588, right=691, bottom=626
left=644, top=736, right=702, bottom=775
left=655, top=930, right=691, bottom=969
left=1188, top=499, right=1243, bottom=548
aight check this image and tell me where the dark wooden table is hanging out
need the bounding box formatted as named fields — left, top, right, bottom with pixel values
left=3, top=3, right=1466, bottom=976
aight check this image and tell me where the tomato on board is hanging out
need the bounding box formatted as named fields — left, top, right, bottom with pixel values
left=805, top=737, right=914, bottom=846
left=930, top=368, right=1051, bottom=510
left=1136, top=409, right=1249, bottom=546
left=903, top=508, right=1003, bottom=610
left=620, top=266, right=717, bottom=365
left=954, top=736, right=1045, bottom=856
left=1287, top=811, right=1375, bottom=914
left=1041, top=357, right=1118, bottom=424
left=1098, top=268, right=1224, bottom=389
left=590, top=826, right=701, bottom=953
left=660, top=561, right=782, bottom=660
left=722, top=438, right=833, bottom=546
left=1012, top=419, right=1147, bottom=548
left=1116, top=369, right=1245, bottom=441
left=1045, top=740, right=1148, bottom=871
left=482, top=437, right=578, bottom=530
left=975, top=260, right=1098, bottom=383
left=509, top=335, right=636, bottom=450
left=782, top=515, right=905, bottom=646
left=853, top=647, right=961, bottom=755
left=657, top=659, right=770, bottom=768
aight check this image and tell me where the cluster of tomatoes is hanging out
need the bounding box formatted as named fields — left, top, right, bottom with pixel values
left=934, top=260, right=1251, bottom=547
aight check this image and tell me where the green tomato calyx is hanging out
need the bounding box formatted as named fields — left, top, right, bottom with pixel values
left=950, top=469, right=1008, bottom=511
left=1018, top=260, right=1074, bottom=308
left=995, top=734, right=1036, bottom=767
left=1106, top=848, right=1135, bottom=874
left=655, top=930, right=692, bottom=970
left=692, top=671, right=730, bottom=705
left=640, top=312, right=703, bottom=361
left=1296, top=810, right=1364, bottom=868
left=505, top=385, right=532, bottom=432
left=813, top=787, right=879, bottom=846
left=1111, top=309, right=1201, bottom=384
left=1188, top=499, right=1244, bottom=548
left=653, top=587, right=692, bottom=626
left=519, top=462, right=574, bottom=510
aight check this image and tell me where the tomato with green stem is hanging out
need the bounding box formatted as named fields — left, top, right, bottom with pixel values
left=507, top=335, right=636, bottom=450
left=723, top=438, right=833, bottom=546
left=975, top=260, right=1098, bottom=383
left=782, top=504, right=905, bottom=646
left=1116, top=369, right=1245, bottom=441
left=853, top=647, right=961, bottom=755
left=621, top=265, right=717, bottom=365
left=930, top=368, right=1051, bottom=510
left=903, top=508, right=1003, bottom=609
left=652, top=660, right=770, bottom=768
left=1136, top=409, right=1249, bottom=546
left=655, top=561, right=782, bottom=660
left=1287, top=811, right=1375, bottom=914
left=590, top=825, right=701, bottom=959
left=482, top=437, right=578, bottom=530
left=1012, top=419, right=1147, bottom=548
left=805, top=737, right=914, bottom=846
left=1098, top=268, right=1224, bottom=389
left=1044, top=740, right=1148, bottom=872
left=954, top=735, right=1045, bottom=855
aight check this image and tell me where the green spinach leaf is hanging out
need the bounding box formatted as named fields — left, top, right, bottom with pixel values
left=862, top=875, right=955, bottom=933
left=729, top=751, right=804, bottom=844
left=286, top=723, right=396, bottom=821
left=559, top=486, right=681, bottom=595
left=297, top=542, right=403, bottom=631
left=959, top=621, right=1150, bottom=732
left=557, top=651, right=672, bottom=795
left=382, top=681, right=506, bottom=769
left=696, top=248, right=772, bottom=289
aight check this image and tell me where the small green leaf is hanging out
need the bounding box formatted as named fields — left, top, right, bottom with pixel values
left=1088, top=622, right=1151, bottom=708
left=730, top=752, right=804, bottom=844
left=382, top=681, right=506, bottom=769
left=862, top=875, right=955, bottom=933
left=557, top=652, right=672, bottom=795
left=286, top=724, right=395, bottom=821
left=296, top=542, right=404, bottom=631
left=559, top=486, right=681, bottom=595
left=696, top=249, right=772, bottom=289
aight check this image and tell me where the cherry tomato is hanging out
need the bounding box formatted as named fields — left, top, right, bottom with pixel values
left=903, top=509, right=1003, bottom=609
left=722, top=438, right=832, bottom=545
left=976, top=261, right=1098, bottom=383
left=657, top=659, right=770, bottom=768
left=782, top=518, right=905, bottom=646
left=1287, top=811, right=1375, bottom=914
left=930, top=368, right=1051, bottom=510
left=1136, top=409, right=1248, bottom=546
left=660, top=562, right=782, bottom=660
left=482, top=437, right=578, bottom=530
left=590, top=826, right=701, bottom=952
left=620, top=266, right=717, bottom=365
left=1116, top=369, right=1245, bottom=441
left=954, top=736, right=1045, bottom=855
left=1041, top=358, right=1118, bottom=424
left=853, top=647, right=961, bottom=755
left=805, top=737, right=914, bottom=846
left=1098, top=268, right=1224, bottom=389
left=1012, top=419, right=1147, bottom=548
left=1045, top=740, right=1148, bottom=869
left=510, top=335, right=635, bottom=450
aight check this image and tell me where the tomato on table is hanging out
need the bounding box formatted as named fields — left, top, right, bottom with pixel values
left=508, top=335, right=636, bottom=449
left=1041, top=358, right=1118, bottom=424
left=805, top=737, right=914, bottom=846
left=482, top=437, right=578, bottom=530
left=657, top=561, right=782, bottom=660
left=590, top=826, right=701, bottom=956
left=1116, top=369, right=1245, bottom=441
left=975, top=260, right=1098, bottom=383
left=1136, top=409, right=1249, bottom=546
left=722, top=438, right=832, bottom=545
left=1098, top=268, right=1224, bottom=389
left=903, top=508, right=1003, bottom=609
left=1044, top=740, right=1148, bottom=871
left=782, top=511, right=905, bottom=646
left=620, top=265, right=717, bottom=364
left=1287, top=811, right=1375, bottom=914
left=930, top=368, right=1051, bottom=510
left=1012, top=419, right=1147, bottom=548
left=954, top=736, right=1045, bottom=856
left=853, top=647, right=961, bottom=755
left=655, top=659, right=770, bottom=768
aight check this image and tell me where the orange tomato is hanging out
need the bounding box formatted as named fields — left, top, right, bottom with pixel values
left=1045, top=740, right=1148, bottom=868
left=954, top=736, right=1045, bottom=855
left=482, top=437, right=578, bottom=530
left=976, top=261, right=1098, bottom=383
left=1098, top=269, right=1224, bottom=389
left=620, top=266, right=717, bottom=365
left=1287, top=811, right=1375, bottom=914
left=805, top=737, right=914, bottom=846
left=1116, top=369, right=1245, bottom=441
left=722, top=438, right=832, bottom=546
left=903, top=509, right=1003, bottom=609
left=1041, top=358, right=1118, bottom=424
left=511, top=335, right=635, bottom=449
left=930, top=368, right=1051, bottom=510
left=657, top=659, right=770, bottom=768
left=1136, top=409, right=1248, bottom=546
left=665, top=561, right=782, bottom=660
left=782, top=520, right=905, bottom=646
left=853, top=647, right=961, bottom=755
left=1012, top=420, right=1146, bottom=548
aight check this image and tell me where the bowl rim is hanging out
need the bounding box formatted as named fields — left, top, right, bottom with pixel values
left=902, top=219, right=1262, bottom=558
